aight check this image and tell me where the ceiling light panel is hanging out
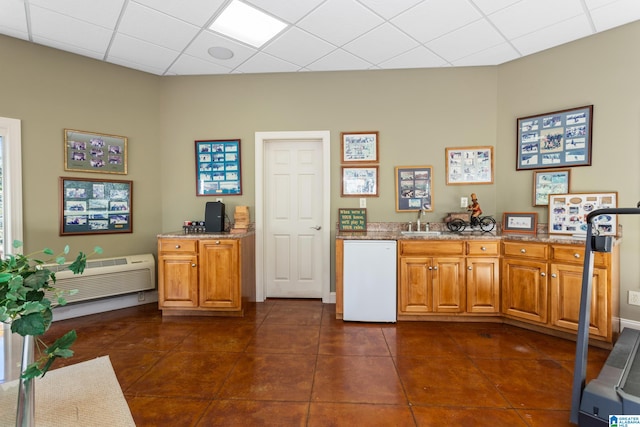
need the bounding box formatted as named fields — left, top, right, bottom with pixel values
left=209, top=0, right=287, bottom=48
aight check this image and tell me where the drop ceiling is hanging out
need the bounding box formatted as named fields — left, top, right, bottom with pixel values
left=1, top=0, right=638, bottom=76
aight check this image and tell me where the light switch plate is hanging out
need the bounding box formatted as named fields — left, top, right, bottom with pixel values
left=460, top=197, right=468, bottom=208
left=216, top=198, right=223, bottom=203
left=360, top=198, right=366, bottom=208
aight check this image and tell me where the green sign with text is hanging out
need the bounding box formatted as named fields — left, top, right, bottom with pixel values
left=338, top=208, right=367, bottom=231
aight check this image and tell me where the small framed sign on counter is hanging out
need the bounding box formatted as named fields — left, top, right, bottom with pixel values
left=338, top=208, right=367, bottom=232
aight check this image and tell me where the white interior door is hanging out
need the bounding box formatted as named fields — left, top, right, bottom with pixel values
left=264, top=140, right=323, bottom=298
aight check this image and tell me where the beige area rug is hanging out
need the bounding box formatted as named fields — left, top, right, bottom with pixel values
left=0, top=356, right=135, bottom=426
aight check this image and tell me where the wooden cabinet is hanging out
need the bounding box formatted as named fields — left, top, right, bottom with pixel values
left=158, top=234, right=255, bottom=316
left=398, top=241, right=465, bottom=315
left=549, top=244, right=611, bottom=340
left=466, top=241, right=500, bottom=313
left=158, top=239, right=199, bottom=308
left=501, top=242, right=549, bottom=324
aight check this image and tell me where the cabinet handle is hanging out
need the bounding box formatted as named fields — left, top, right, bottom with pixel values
left=520, top=249, right=526, bottom=253
left=433, top=266, right=438, bottom=271
left=428, top=266, right=433, bottom=270
left=574, top=253, right=581, bottom=258
left=215, top=240, right=220, bottom=245
left=551, top=273, right=557, bottom=278
left=191, top=263, right=196, bottom=267
left=468, top=266, right=473, bottom=270
left=481, top=247, right=486, bottom=251
left=540, top=272, right=546, bottom=277
left=175, top=245, right=181, bottom=249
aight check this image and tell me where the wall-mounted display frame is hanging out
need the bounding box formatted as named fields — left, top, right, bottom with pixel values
left=548, top=192, right=618, bottom=236
left=195, top=139, right=242, bottom=196
left=60, top=176, right=133, bottom=235
left=394, top=166, right=433, bottom=212
left=502, top=212, right=538, bottom=234
left=533, top=168, right=571, bottom=206
left=516, top=105, right=593, bottom=170
left=338, top=208, right=367, bottom=232
left=341, top=131, right=379, bottom=163
left=64, top=129, right=128, bottom=174
left=445, top=146, right=493, bottom=185
left=341, top=166, right=378, bottom=197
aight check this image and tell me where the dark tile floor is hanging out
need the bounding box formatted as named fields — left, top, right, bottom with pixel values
left=43, top=299, right=610, bottom=426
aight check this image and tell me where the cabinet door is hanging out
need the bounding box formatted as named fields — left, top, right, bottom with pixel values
left=158, top=254, right=198, bottom=308
left=398, top=257, right=432, bottom=314
left=199, top=240, right=240, bottom=310
left=502, top=259, right=548, bottom=324
left=432, top=257, right=465, bottom=313
left=550, top=263, right=609, bottom=338
left=466, top=257, right=500, bottom=313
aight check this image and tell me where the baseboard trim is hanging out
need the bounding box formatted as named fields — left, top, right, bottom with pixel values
left=323, top=291, right=336, bottom=304
left=53, top=290, right=158, bottom=321
left=620, top=317, right=640, bottom=331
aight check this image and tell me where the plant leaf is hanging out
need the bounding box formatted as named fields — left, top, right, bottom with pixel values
left=68, top=252, right=87, bottom=275
left=11, top=312, right=47, bottom=336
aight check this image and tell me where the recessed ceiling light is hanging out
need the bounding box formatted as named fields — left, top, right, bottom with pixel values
left=208, top=46, right=234, bottom=60
left=209, top=0, right=287, bottom=48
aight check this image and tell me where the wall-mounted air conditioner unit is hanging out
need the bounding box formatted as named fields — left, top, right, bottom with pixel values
left=44, top=253, right=155, bottom=304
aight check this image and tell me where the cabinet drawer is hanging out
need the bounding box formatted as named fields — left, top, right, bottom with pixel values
left=466, top=241, right=499, bottom=256
left=159, top=239, right=198, bottom=253
left=399, top=240, right=464, bottom=256
left=551, top=245, right=607, bottom=266
left=502, top=241, right=548, bottom=260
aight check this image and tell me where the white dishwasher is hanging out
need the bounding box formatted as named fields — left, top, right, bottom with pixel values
left=343, top=240, right=397, bottom=322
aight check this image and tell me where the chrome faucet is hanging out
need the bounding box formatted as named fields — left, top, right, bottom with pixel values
left=416, top=209, right=423, bottom=231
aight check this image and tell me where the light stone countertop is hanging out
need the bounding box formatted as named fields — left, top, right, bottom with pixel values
left=158, top=230, right=254, bottom=239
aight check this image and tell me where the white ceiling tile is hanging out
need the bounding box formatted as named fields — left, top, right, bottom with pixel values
left=585, top=0, right=619, bottom=9
left=167, top=54, right=233, bottom=75
left=469, top=0, right=520, bottom=15
left=30, top=6, right=113, bottom=53
left=511, top=14, right=592, bottom=56
left=235, top=51, right=300, bottom=74
left=427, top=19, right=506, bottom=62
left=118, top=3, right=200, bottom=51
left=106, top=55, right=167, bottom=75
left=392, top=0, right=481, bottom=43
left=264, top=27, right=336, bottom=67
left=378, top=46, right=448, bottom=69
left=356, top=0, right=423, bottom=19
left=297, top=0, right=384, bottom=46
left=31, top=35, right=104, bottom=60
left=0, top=0, right=28, bottom=33
left=185, top=30, right=257, bottom=68
left=488, top=0, right=585, bottom=39
left=132, top=0, right=226, bottom=27
left=245, top=0, right=325, bottom=23
left=29, top=0, right=125, bottom=29
left=306, top=48, right=373, bottom=71
left=0, top=28, right=28, bottom=40
left=589, top=0, right=640, bottom=31
left=452, top=42, right=520, bottom=66
left=343, top=23, right=419, bottom=64
left=108, top=33, right=180, bottom=71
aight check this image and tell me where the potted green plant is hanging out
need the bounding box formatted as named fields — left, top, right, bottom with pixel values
left=0, top=240, right=102, bottom=426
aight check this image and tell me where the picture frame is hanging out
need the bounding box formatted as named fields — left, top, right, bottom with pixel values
left=502, top=212, right=538, bottom=234
left=445, top=146, right=493, bottom=185
left=64, top=129, right=128, bottom=174
left=516, top=105, right=593, bottom=170
left=195, top=139, right=242, bottom=196
left=341, top=166, right=378, bottom=197
left=338, top=208, right=367, bottom=232
left=60, top=176, right=133, bottom=235
left=394, top=166, right=433, bottom=212
left=341, top=131, right=379, bottom=163
left=548, top=192, right=618, bottom=236
left=533, top=168, right=571, bottom=206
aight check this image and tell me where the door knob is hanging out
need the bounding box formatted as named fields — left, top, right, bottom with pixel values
left=310, top=225, right=322, bottom=230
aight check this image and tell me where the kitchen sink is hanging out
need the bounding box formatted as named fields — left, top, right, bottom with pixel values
left=400, top=231, right=442, bottom=236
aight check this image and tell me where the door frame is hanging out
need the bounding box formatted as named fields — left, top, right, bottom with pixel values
left=255, top=130, right=332, bottom=303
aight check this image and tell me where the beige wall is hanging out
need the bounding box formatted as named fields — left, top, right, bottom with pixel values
left=0, top=35, right=163, bottom=257
left=1, top=20, right=639, bottom=319
left=496, top=22, right=640, bottom=321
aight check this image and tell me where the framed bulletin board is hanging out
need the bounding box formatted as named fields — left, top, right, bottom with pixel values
left=516, top=105, right=593, bottom=170
left=548, top=192, right=617, bottom=236
left=195, top=139, right=242, bottom=196
left=60, top=177, right=133, bottom=235
left=338, top=208, right=367, bottom=232
left=394, top=166, right=433, bottom=212
left=445, top=146, right=493, bottom=185
left=64, top=129, right=128, bottom=175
